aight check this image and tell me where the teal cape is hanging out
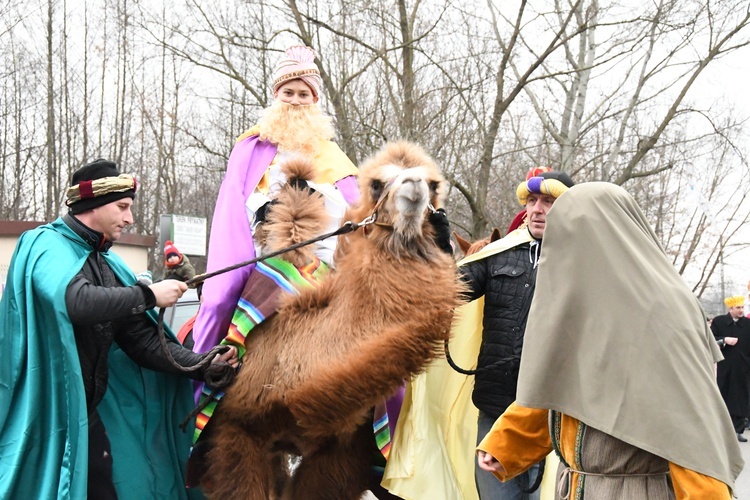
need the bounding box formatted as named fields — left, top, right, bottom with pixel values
left=0, top=218, right=201, bottom=499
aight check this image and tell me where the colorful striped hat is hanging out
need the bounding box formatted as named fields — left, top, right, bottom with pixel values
left=516, top=170, right=575, bottom=206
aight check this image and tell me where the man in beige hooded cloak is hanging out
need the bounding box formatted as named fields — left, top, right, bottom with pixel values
left=477, top=182, right=743, bottom=499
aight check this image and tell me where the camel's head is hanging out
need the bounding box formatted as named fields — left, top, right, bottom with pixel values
left=350, top=141, right=447, bottom=259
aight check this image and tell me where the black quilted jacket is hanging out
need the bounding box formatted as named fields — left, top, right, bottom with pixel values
left=63, top=214, right=207, bottom=413
left=459, top=240, right=539, bottom=419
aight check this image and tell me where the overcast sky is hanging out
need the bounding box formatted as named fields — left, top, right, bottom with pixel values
left=680, top=45, right=750, bottom=302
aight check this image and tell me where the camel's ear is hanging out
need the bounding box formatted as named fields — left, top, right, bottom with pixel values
left=453, top=231, right=471, bottom=255
left=490, top=228, right=501, bottom=243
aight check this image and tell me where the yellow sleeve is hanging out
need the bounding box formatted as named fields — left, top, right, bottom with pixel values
left=669, top=463, right=731, bottom=499
left=476, top=402, right=552, bottom=481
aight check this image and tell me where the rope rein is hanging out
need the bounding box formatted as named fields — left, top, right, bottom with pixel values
left=444, top=339, right=520, bottom=376
left=156, top=308, right=230, bottom=374
left=518, top=458, right=545, bottom=494
left=184, top=219, right=365, bottom=288
left=156, top=216, right=379, bottom=386
left=179, top=384, right=222, bottom=432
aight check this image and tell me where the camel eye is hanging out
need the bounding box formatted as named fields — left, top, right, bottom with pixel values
left=429, top=181, right=439, bottom=193
left=371, top=179, right=384, bottom=200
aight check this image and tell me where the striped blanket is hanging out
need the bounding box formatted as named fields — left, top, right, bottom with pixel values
left=193, top=257, right=329, bottom=444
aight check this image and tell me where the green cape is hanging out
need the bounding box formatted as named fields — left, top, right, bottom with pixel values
left=0, top=218, right=200, bottom=499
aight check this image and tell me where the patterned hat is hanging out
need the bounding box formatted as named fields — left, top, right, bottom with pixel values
left=507, top=167, right=555, bottom=233
left=724, top=295, right=745, bottom=308
left=66, top=159, right=137, bottom=215
left=136, top=270, right=153, bottom=285
left=272, top=46, right=322, bottom=97
left=516, top=170, right=575, bottom=206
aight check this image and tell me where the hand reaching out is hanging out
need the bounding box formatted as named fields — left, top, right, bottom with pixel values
left=477, top=450, right=504, bottom=473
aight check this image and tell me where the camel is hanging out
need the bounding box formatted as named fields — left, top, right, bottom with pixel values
left=200, top=141, right=464, bottom=499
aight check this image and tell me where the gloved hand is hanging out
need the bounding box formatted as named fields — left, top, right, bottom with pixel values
left=428, top=208, right=453, bottom=255
left=202, top=361, right=236, bottom=390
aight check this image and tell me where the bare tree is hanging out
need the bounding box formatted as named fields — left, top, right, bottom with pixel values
left=45, top=0, right=57, bottom=220
left=1, top=0, right=749, bottom=292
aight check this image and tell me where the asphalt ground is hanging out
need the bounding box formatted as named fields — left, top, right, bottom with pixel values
left=735, top=435, right=750, bottom=498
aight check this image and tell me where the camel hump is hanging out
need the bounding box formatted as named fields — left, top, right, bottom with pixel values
left=280, top=155, right=317, bottom=183
left=380, top=141, right=434, bottom=169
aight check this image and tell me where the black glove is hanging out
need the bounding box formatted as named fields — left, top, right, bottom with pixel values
left=428, top=208, right=453, bottom=255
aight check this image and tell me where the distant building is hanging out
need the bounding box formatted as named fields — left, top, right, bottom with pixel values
left=0, top=220, right=156, bottom=296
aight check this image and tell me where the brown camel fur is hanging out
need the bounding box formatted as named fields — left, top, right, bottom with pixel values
left=253, top=156, right=330, bottom=268
left=201, top=141, right=464, bottom=499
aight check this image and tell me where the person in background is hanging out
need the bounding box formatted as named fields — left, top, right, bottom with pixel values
left=712, top=295, right=750, bottom=442
left=477, top=182, right=742, bottom=499
left=0, top=159, right=238, bottom=499
left=163, top=240, right=196, bottom=282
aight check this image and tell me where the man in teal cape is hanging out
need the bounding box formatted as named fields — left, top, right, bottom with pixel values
left=0, top=159, right=235, bottom=499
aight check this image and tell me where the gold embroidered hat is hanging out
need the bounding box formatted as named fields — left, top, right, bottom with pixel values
left=66, top=159, right=137, bottom=215
left=272, top=45, right=322, bottom=97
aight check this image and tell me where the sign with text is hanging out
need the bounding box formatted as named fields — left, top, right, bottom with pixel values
left=169, top=215, right=207, bottom=256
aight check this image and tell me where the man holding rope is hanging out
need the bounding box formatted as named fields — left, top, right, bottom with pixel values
left=0, top=159, right=237, bottom=499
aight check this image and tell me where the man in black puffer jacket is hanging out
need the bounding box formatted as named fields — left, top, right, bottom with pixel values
left=0, top=159, right=238, bottom=500
left=65, top=160, right=240, bottom=499
left=460, top=170, right=574, bottom=499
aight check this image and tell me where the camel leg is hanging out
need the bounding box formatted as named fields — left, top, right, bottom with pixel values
left=282, top=425, right=373, bottom=500
left=271, top=451, right=292, bottom=498
left=203, top=420, right=274, bottom=500
left=288, top=320, right=449, bottom=438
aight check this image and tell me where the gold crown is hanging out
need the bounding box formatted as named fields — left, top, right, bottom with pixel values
left=724, top=295, right=745, bottom=308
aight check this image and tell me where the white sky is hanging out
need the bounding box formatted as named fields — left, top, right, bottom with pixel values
left=694, top=47, right=750, bottom=299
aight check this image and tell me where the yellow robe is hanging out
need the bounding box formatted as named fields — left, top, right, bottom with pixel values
left=477, top=402, right=731, bottom=500
left=236, top=125, right=358, bottom=187
left=381, top=229, right=534, bottom=499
